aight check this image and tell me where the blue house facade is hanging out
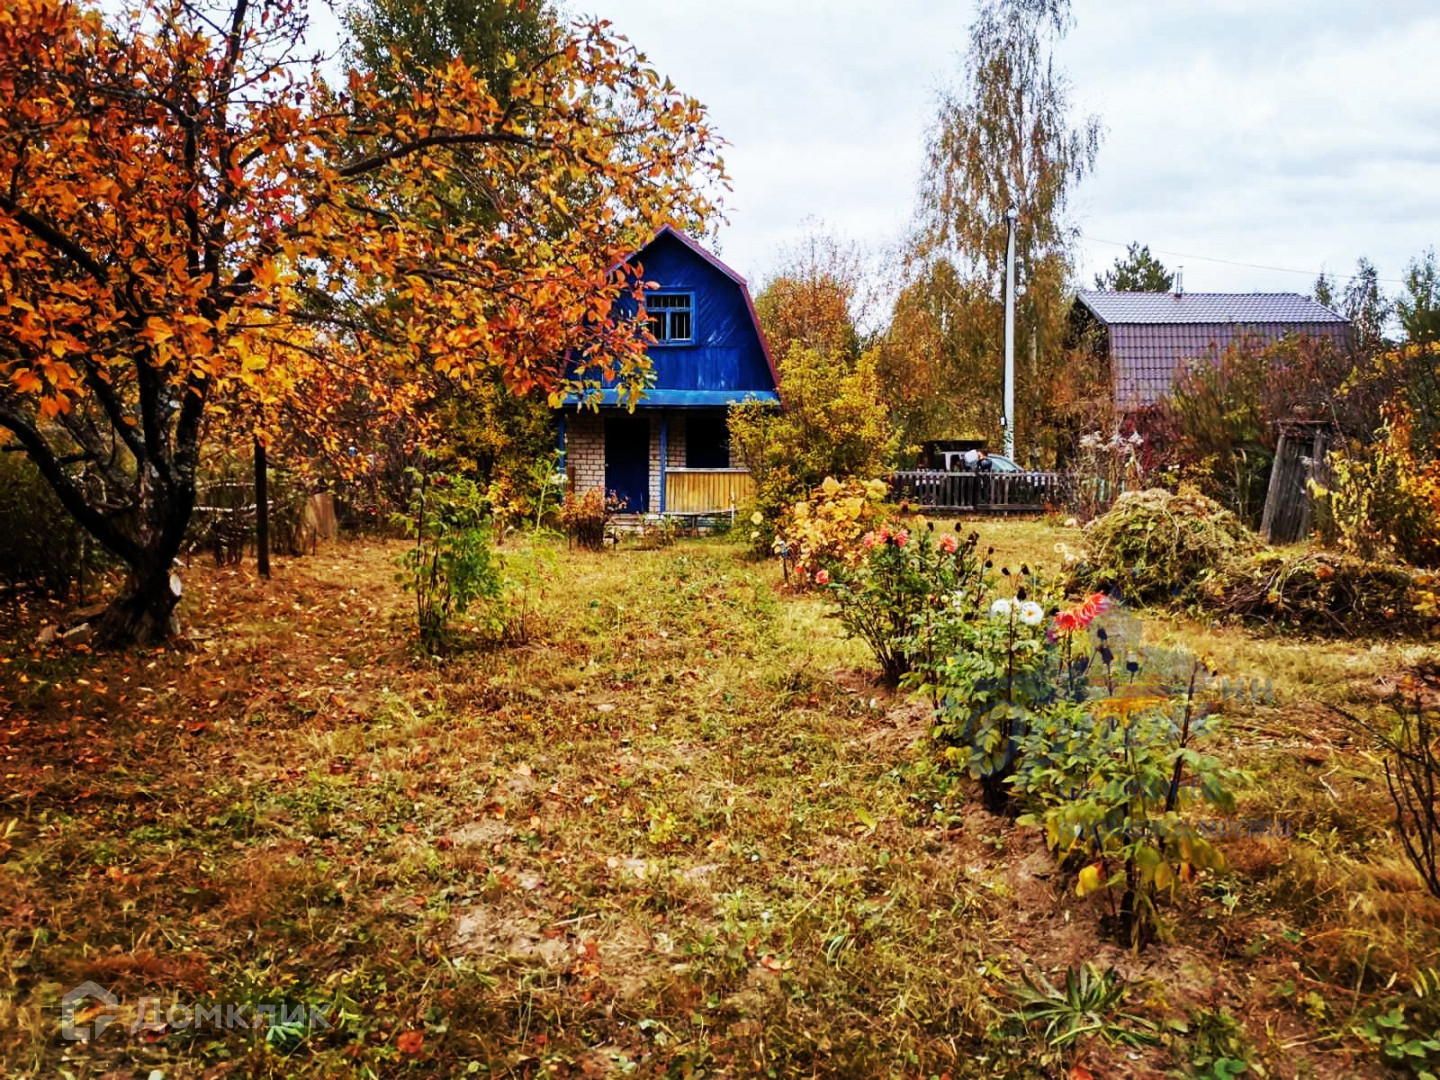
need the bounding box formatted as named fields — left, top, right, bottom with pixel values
left=559, top=226, right=779, bottom=514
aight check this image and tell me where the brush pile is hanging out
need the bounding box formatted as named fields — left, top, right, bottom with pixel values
left=1065, top=488, right=1260, bottom=606
left=1066, top=488, right=1430, bottom=635
left=1201, top=549, right=1422, bottom=635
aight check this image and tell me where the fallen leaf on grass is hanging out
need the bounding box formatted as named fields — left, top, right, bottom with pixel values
left=396, top=1030, right=424, bottom=1055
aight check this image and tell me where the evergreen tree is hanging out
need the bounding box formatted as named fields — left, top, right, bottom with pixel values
left=1094, top=242, right=1173, bottom=292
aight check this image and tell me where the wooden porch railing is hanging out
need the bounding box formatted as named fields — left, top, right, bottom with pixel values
left=665, top=468, right=754, bottom=514
left=889, top=469, right=1068, bottom=512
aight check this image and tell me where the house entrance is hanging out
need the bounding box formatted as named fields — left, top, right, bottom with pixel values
left=604, top=415, right=650, bottom=513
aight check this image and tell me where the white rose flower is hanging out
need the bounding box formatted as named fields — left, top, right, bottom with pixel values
left=989, top=598, right=1014, bottom=620
left=1019, top=601, right=1044, bottom=626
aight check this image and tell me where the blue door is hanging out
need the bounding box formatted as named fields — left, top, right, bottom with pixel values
left=605, top=415, right=650, bottom=513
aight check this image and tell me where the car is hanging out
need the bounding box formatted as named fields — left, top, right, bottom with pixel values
left=948, top=453, right=1023, bottom=473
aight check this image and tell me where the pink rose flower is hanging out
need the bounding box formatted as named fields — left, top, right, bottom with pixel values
left=815, top=569, right=830, bottom=585
left=939, top=534, right=958, bottom=554
left=893, top=529, right=910, bottom=548
left=861, top=531, right=877, bottom=549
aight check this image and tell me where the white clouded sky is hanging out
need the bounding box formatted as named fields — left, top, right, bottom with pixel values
left=587, top=0, right=1440, bottom=299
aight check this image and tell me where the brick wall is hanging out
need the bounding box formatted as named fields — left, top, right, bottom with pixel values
left=666, top=412, right=687, bottom=468
left=648, top=416, right=661, bottom=511
left=564, top=412, right=606, bottom=494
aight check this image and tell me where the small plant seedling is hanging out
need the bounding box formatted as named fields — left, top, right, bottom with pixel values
left=1003, top=963, right=1158, bottom=1049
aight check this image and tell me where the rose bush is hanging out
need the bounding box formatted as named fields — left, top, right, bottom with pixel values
left=821, top=522, right=983, bottom=684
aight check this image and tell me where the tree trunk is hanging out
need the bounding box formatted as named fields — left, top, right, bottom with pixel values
left=96, top=556, right=183, bottom=646
left=92, top=450, right=196, bottom=647
left=254, top=435, right=270, bottom=579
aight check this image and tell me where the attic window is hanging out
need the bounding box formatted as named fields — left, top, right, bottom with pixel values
left=647, top=292, right=692, bottom=344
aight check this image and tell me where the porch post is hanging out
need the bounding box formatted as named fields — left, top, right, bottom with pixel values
left=557, top=413, right=567, bottom=467
left=659, top=414, right=668, bottom=513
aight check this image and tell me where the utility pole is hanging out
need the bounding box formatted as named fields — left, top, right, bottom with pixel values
left=1003, top=205, right=1018, bottom=460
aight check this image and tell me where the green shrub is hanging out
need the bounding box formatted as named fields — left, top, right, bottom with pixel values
left=906, top=564, right=1058, bottom=811
left=392, top=463, right=505, bottom=651
left=829, top=536, right=1248, bottom=947
left=770, top=476, right=891, bottom=584
left=729, top=343, right=897, bottom=555
left=1311, top=406, right=1440, bottom=569
left=1014, top=688, right=1243, bottom=949
left=821, top=519, right=983, bottom=685
left=432, top=368, right=561, bottom=532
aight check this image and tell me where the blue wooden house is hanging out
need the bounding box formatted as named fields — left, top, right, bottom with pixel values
left=559, top=226, right=779, bottom=514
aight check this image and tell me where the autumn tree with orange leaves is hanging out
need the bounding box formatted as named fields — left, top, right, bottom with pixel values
left=0, top=0, right=724, bottom=643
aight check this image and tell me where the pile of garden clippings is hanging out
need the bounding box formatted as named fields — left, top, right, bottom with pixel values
left=1070, top=487, right=1426, bottom=636
left=1202, top=548, right=1422, bottom=635
left=1067, top=488, right=1259, bottom=606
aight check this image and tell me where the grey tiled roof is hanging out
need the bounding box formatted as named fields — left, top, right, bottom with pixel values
left=1076, top=290, right=1346, bottom=325
left=1074, top=291, right=1353, bottom=408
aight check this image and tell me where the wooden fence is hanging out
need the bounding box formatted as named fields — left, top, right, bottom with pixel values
left=889, top=469, right=1068, bottom=513
left=189, top=486, right=337, bottom=563
left=665, top=468, right=755, bottom=514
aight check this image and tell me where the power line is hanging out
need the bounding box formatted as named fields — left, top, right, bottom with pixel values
left=1080, top=234, right=1410, bottom=287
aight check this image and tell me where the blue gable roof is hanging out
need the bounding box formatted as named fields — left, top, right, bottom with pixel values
left=566, top=227, right=779, bottom=408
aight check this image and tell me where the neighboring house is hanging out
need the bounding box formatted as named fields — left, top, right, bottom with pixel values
left=559, top=226, right=779, bottom=514
left=1070, top=290, right=1353, bottom=411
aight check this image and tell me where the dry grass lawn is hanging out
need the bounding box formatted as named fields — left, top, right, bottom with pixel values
left=1, top=523, right=1437, bottom=1078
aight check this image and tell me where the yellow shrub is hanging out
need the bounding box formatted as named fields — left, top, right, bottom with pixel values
left=1312, top=405, right=1440, bottom=569
left=774, top=476, right=891, bottom=583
